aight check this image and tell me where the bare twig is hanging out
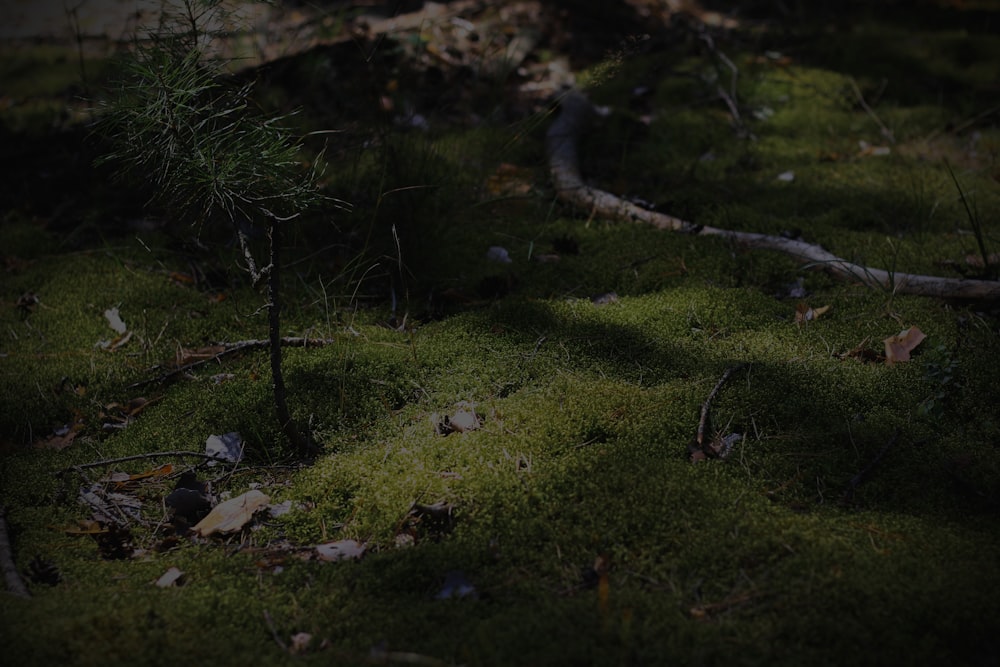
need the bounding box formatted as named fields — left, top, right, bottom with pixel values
left=841, top=429, right=900, bottom=504
left=689, top=364, right=745, bottom=460
left=127, top=337, right=336, bottom=390
left=546, top=90, right=1000, bottom=300
left=0, top=506, right=31, bottom=598
left=54, top=450, right=231, bottom=476
left=263, top=609, right=288, bottom=652
left=849, top=77, right=894, bottom=143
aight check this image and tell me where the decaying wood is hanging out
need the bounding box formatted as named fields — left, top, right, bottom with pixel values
left=546, top=91, right=1000, bottom=300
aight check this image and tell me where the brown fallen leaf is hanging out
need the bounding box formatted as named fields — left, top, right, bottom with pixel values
left=884, top=326, right=926, bottom=364
left=193, top=489, right=270, bottom=537
left=34, top=411, right=85, bottom=450
left=794, top=302, right=831, bottom=324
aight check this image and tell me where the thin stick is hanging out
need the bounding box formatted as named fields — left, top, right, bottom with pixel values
left=127, top=337, right=336, bottom=390
left=54, top=450, right=230, bottom=476
left=263, top=609, right=288, bottom=652
left=696, top=364, right=744, bottom=447
left=841, top=429, right=900, bottom=503
left=849, top=77, right=894, bottom=143
left=0, top=506, right=31, bottom=598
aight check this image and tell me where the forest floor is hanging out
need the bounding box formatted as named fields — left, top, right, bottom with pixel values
left=2, top=1, right=1000, bottom=665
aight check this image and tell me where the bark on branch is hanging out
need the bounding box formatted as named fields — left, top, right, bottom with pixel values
left=546, top=91, right=1000, bottom=300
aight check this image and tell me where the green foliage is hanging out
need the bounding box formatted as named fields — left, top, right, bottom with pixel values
left=95, top=0, right=332, bottom=231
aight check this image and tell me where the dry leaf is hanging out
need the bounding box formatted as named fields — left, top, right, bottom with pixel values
left=104, top=307, right=127, bottom=334
left=884, top=326, right=926, bottom=364
left=448, top=408, right=479, bottom=433
left=289, top=632, right=313, bottom=655
left=34, top=412, right=85, bottom=450
left=193, top=489, right=270, bottom=536
left=794, top=303, right=831, bottom=324
left=315, top=539, right=366, bottom=562
left=858, top=140, right=891, bottom=157
left=155, top=567, right=184, bottom=587
left=174, top=345, right=226, bottom=367
left=486, top=163, right=534, bottom=196
left=205, top=432, right=244, bottom=466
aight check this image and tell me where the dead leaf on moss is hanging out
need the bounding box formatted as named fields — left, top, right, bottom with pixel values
left=205, top=431, right=244, bottom=466
left=486, top=163, right=534, bottom=196
left=193, top=489, right=270, bottom=537
left=60, top=519, right=107, bottom=535
left=794, top=302, right=831, bottom=324
left=109, top=463, right=173, bottom=489
left=34, top=412, right=85, bottom=450
left=102, top=396, right=160, bottom=430
left=155, top=567, right=184, bottom=587
left=289, top=632, right=313, bottom=655
left=104, top=307, right=127, bottom=334
left=315, top=539, right=366, bottom=562
left=858, top=140, right=891, bottom=157
left=432, top=402, right=481, bottom=434
left=884, top=326, right=926, bottom=364
left=174, top=345, right=226, bottom=367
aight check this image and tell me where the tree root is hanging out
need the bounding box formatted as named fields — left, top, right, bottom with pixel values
left=546, top=91, right=1000, bottom=301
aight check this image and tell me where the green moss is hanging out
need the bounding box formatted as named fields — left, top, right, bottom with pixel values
left=3, top=5, right=1000, bottom=666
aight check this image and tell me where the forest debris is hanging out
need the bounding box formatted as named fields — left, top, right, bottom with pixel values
left=154, top=567, right=184, bottom=587
left=545, top=90, right=1000, bottom=300
left=205, top=432, right=244, bottom=466
left=884, top=327, right=926, bottom=364
left=432, top=402, right=481, bottom=434
left=315, top=539, right=366, bottom=562
left=688, top=364, right=747, bottom=461
left=104, top=307, right=127, bottom=334
left=127, top=337, right=337, bottom=390
left=193, top=489, right=270, bottom=537
left=794, top=303, right=831, bottom=324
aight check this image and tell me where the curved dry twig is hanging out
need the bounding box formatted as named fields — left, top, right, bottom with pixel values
left=546, top=90, right=1000, bottom=300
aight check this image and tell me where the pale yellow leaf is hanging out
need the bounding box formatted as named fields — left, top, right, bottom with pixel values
left=193, top=489, right=270, bottom=536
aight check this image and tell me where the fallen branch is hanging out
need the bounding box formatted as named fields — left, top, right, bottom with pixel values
left=0, top=506, right=30, bottom=598
left=546, top=91, right=1000, bottom=300
left=127, top=337, right=337, bottom=390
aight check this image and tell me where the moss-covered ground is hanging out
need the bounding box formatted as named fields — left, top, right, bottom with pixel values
left=1, top=2, right=999, bottom=665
